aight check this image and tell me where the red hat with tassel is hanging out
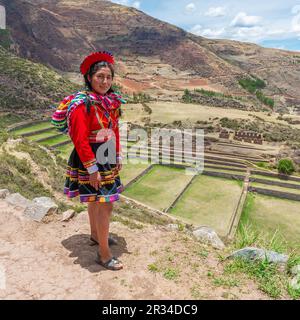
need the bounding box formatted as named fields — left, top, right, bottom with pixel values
left=80, top=51, right=115, bottom=75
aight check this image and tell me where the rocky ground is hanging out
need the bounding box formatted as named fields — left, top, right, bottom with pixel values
left=0, top=197, right=273, bottom=300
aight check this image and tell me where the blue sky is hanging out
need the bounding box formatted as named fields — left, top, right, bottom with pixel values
left=108, top=0, right=300, bottom=51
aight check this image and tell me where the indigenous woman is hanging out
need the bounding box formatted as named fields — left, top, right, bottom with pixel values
left=54, top=51, right=125, bottom=270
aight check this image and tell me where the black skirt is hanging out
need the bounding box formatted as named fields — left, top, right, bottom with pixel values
left=64, top=142, right=124, bottom=203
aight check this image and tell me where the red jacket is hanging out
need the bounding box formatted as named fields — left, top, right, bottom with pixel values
left=68, top=101, right=121, bottom=174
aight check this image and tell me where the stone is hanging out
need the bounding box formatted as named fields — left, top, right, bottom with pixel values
left=229, top=247, right=288, bottom=265
left=5, top=193, right=32, bottom=209
left=0, top=189, right=10, bottom=199
left=290, top=265, right=300, bottom=276
left=192, top=226, right=225, bottom=250
left=23, top=197, right=58, bottom=222
left=61, top=209, right=75, bottom=222
left=166, top=224, right=179, bottom=231
left=289, top=274, right=300, bottom=291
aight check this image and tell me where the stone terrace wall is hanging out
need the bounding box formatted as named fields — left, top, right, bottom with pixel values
left=248, top=186, right=300, bottom=201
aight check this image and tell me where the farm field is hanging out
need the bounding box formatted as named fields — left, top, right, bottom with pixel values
left=120, top=161, right=150, bottom=185
left=169, top=175, right=243, bottom=237
left=29, top=129, right=60, bottom=141
left=240, top=194, right=300, bottom=250
left=12, top=122, right=52, bottom=135
left=123, top=102, right=300, bottom=130
left=39, top=135, right=70, bottom=146
left=123, top=165, right=193, bottom=211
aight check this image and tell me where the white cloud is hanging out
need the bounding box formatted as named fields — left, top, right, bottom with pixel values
left=189, top=22, right=290, bottom=43
left=132, top=1, right=140, bottom=9
left=201, top=28, right=225, bottom=38
left=292, top=6, right=300, bottom=34
left=109, top=0, right=129, bottom=5
left=291, top=5, right=300, bottom=15
left=230, top=12, right=262, bottom=28
left=205, top=7, right=226, bottom=17
left=232, top=26, right=264, bottom=41
left=228, top=25, right=291, bottom=43
left=189, top=24, right=202, bottom=35
left=189, top=24, right=225, bottom=38
left=185, top=3, right=196, bottom=14
left=108, top=0, right=139, bottom=8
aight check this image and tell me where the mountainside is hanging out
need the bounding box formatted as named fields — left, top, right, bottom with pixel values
left=1, top=0, right=299, bottom=107
left=0, top=45, right=80, bottom=113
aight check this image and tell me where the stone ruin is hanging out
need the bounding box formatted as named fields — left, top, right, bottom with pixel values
left=233, top=131, right=263, bottom=144
left=219, top=129, right=230, bottom=139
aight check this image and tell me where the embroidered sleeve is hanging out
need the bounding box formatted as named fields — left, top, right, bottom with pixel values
left=68, top=103, right=98, bottom=174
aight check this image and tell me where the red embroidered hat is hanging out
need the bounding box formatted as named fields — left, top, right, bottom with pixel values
left=80, top=51, right=115, bottom=75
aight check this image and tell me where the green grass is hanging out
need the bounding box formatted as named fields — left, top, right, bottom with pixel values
left=0, top=151, right=52, bottom=200
left=28, top=129, right=59, bottom=141
left=12, top=122, right=53, bottom=135
left=0, top=113, right=25, bottom=130
left=287, top=283, right=300, bottom=300
left=256, top=161, right=273, bottom=170
left=148, top=263, right=159, bottom=272
left=212, top=276, right=240, bottom=288
left=228, top=222, right=300, bottom=299
left=193, top=88, right=232, bottom=98
left=111, top=214, right=144, bottom=229
left=15, top=140, right=66, bottom=193
left=224, top=258, right=284, bottom=299
left=256, top=90, right=274, bottom=108
left=237, top=193, right=300, bottom=252
left=170, top=175, right=242, bottom=237
left=55, top=143, right=74, bottom=160
left=238, top=76, right=266, bottom=94
left=123, top=165, right=193, bottom=211
left=120, top=161, right=150, bottom=185
left=115, top=200, right=174, bottom=226
left=40, top=134, right=70, bottom=146
left=0, top=113, right=27, bottom=145
left=0, top=46, right=80, bottom=110
left=163, top=268, right=180, bottom=280
left=0, top=30, right=11, bottom=50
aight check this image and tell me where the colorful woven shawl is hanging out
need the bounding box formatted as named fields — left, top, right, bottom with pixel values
left=51, top=91, right=125, bottom=134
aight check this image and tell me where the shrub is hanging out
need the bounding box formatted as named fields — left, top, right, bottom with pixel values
left=126, top=92, right=152, bottom=103
left=277, top=158, right=295, bottom=175
left=256, top=90, right=274, bottom=108
left=238, top=76, right=266, bottom=93
left=182, top=89, right=192, bottom=103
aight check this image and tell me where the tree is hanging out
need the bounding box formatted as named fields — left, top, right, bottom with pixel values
left=277, top=158, right=295, bottom=175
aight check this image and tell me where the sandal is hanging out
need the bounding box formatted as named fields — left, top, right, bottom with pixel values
left=89, top=236, right=118, bottom=246
left=95, top=252, right=123, bottom=271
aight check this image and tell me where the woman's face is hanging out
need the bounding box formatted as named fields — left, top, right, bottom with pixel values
left=89, top=66, right=113, bottom=95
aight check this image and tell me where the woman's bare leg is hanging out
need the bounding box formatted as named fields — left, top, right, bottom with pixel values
left=95, top=202, right=122, bottom=267
left=95, top=202, right=112, bottom=261
left=88, top=202, right=98, bottom=241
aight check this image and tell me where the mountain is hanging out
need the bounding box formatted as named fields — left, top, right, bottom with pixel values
left=1, top=0, right=300, bottom=108
left=0, top=45, right=80, bottom=113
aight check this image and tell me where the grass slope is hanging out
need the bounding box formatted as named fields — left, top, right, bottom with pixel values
left=0, top=46, right=80, bottom=112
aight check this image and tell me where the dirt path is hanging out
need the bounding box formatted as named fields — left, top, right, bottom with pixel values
left=0, top=199, right=271, bottom=300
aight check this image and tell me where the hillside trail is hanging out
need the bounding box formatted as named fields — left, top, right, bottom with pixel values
left=0, top=198, right=271, bottom=300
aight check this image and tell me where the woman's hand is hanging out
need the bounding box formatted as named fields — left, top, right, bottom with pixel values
left=89, top=171, right=102, bottom=190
